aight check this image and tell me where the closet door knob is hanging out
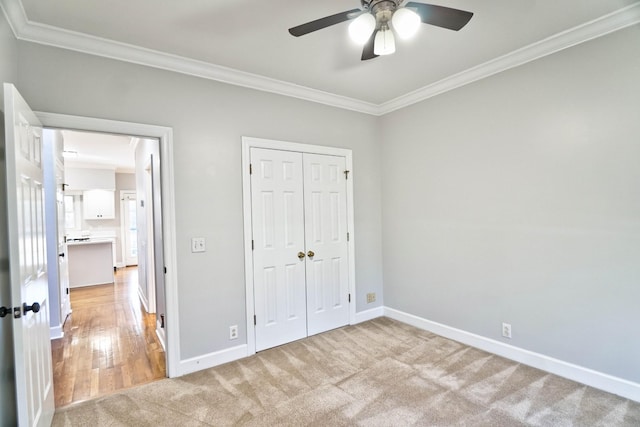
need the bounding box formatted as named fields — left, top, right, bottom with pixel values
left=297, top=252, right=305, bottom=260
left=307, top=250, right=315, bottom=258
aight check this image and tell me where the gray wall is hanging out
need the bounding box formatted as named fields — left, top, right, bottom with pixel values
left=16, top=41, right=384, bottom=360
left=380, top=24, right=640, bottom=383
left=0, top=8, right=18, bottom=426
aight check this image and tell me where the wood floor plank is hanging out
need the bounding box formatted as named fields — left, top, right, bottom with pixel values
left=52, top=267, right=166, bottom=407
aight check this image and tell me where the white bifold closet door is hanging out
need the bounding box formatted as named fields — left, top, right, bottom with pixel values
left=250, top=148, right=349, bottom=351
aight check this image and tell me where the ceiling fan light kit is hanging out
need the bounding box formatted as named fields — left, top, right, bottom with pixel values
left=374, top=25, right=395, bottom=55
left=349, top=13, right=377, bottom=45
left=391, top=7, right=421, bottom=39
left=289, top=0, right=473, bottom=61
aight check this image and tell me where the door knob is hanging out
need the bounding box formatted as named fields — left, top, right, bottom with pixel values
left=59, top=253, right=65, bottom=257
left=307, top=250, right=315, bottom=258
left=0, top=306, right=11, bottom=318
left=23, top=302, right=40, bottom=314
left=297, top=252, right=305, bottom=260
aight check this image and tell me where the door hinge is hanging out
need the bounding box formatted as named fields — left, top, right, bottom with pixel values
left=348, top=293, right=351, bottom=303
left=66, top=288, right=69, bottom=295
left=164, top=266, right=167, bottom=274
left=347, top=232, right=350, bottom=242
left=254, top=315, right=257, bottom=325
left=160, top=314, right=165, bottom=328
left=249, top=164, right=253, bottom=175
left=344, top=170, right=350, bottom=180
left=251, top=240, right=254, bottom=250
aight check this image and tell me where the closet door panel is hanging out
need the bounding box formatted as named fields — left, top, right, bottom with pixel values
left=303, top=153, right=350, bottom=335
left=251, top=148, right=307, bottom=351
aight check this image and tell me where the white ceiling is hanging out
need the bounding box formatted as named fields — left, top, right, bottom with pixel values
left=61, top=130, right=136, bottom=173
left=10, top=0, right=639, bottom=110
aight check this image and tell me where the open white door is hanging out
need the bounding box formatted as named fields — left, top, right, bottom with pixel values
left=4, top=83, right=55, bottom=426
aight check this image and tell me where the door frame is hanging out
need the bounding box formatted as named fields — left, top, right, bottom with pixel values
left=34, top=111, right=181, bottom=378
left=143, top=159, right=156, bottom=314
left=241, top=136, right=356, bottom=356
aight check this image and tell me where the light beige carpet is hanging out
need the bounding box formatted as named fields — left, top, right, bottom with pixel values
left=53, top=317, right=640, bottom=426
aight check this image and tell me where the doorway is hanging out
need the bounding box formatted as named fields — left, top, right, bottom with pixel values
left=242, top=137, right=357, bottom=355
left=35, top=111, right=179, bottom=384
left=45, top=127, right=167, bottom=405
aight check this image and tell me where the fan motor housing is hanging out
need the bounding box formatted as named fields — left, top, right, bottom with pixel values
left=362, top=0, right=402, bottom=24
left=361, top=0, right=403, bottom=11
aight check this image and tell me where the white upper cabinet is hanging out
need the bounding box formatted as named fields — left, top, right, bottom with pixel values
left=83, top=189, right=115, bottom=219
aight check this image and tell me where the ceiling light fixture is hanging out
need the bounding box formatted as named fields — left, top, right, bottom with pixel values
left=391, top=7, right=421, bottom=39
left=374, top=24, right=395, bottom=55
left=348, top=13, right=376, bottom=45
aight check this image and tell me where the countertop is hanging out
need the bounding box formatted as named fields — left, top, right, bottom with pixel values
left=67, top=240, right=113, bottom=247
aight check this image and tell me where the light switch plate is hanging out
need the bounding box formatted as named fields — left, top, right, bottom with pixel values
left=191, top=237, right=206, bottom=253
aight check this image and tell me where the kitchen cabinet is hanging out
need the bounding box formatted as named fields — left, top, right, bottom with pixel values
left=83, top=189, right=115, bottom=219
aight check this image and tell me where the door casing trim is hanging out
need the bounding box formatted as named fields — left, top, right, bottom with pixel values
left=35, top=111, right=180, bottom=378
left=241, top=136, right=356, bottom=356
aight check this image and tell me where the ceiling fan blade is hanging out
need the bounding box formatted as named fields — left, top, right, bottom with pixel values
left=405, top=2, right=473, bottom=31
left=289, top=9, right=361, bottom=37
left=361, top=30, right=379, bottom=61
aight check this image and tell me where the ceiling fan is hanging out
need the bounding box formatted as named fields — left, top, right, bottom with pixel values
left=288, top=0, right=473, bottom=60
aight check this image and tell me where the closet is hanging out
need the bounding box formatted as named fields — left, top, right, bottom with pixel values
left=249, top=147, right=350, bottom=351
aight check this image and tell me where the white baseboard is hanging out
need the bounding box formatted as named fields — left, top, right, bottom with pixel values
left=138, top=286, right=150, bottom=313
left=49, top=325, right=64, bottom=340
left=178, top=344, right=248, bottom=376
left=354, top=306, right=384, bottom=324
left=156, top=326, right=166, bottom=352
left=384, top=307, right=640, bottom=403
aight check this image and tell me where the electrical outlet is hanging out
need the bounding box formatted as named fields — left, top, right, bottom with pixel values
left=229, top=325, right=238, bottom=340
left=502, top=322, right=512, bottom=339
left=366, top=293, right=376, bottom=304
left=191, top=237, right=206, bottom=253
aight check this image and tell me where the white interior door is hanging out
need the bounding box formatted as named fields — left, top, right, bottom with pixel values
left=303, top=154, right=350, bottom=336
left=251, top=148, right=307, bottom=351
left=56, top=156, right=70, bottom=322
left=4, top=83, right=55, bottom=426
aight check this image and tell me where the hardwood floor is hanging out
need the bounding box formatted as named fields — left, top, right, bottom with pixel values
left=51, top=267, right=166, bottom=407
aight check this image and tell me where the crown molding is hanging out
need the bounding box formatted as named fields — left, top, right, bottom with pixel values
left=0, top=0, right=379, bottom=115
left=378, top=2, right=640, bottom=115
left=2, top=1, right=639, bottom=116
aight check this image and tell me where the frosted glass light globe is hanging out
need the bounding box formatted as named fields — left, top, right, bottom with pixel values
left=348, top=13, right=376, bottom=45
left=392, top=8, right=421, bottom=39
left=373, top=28, right=396, bottom=55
